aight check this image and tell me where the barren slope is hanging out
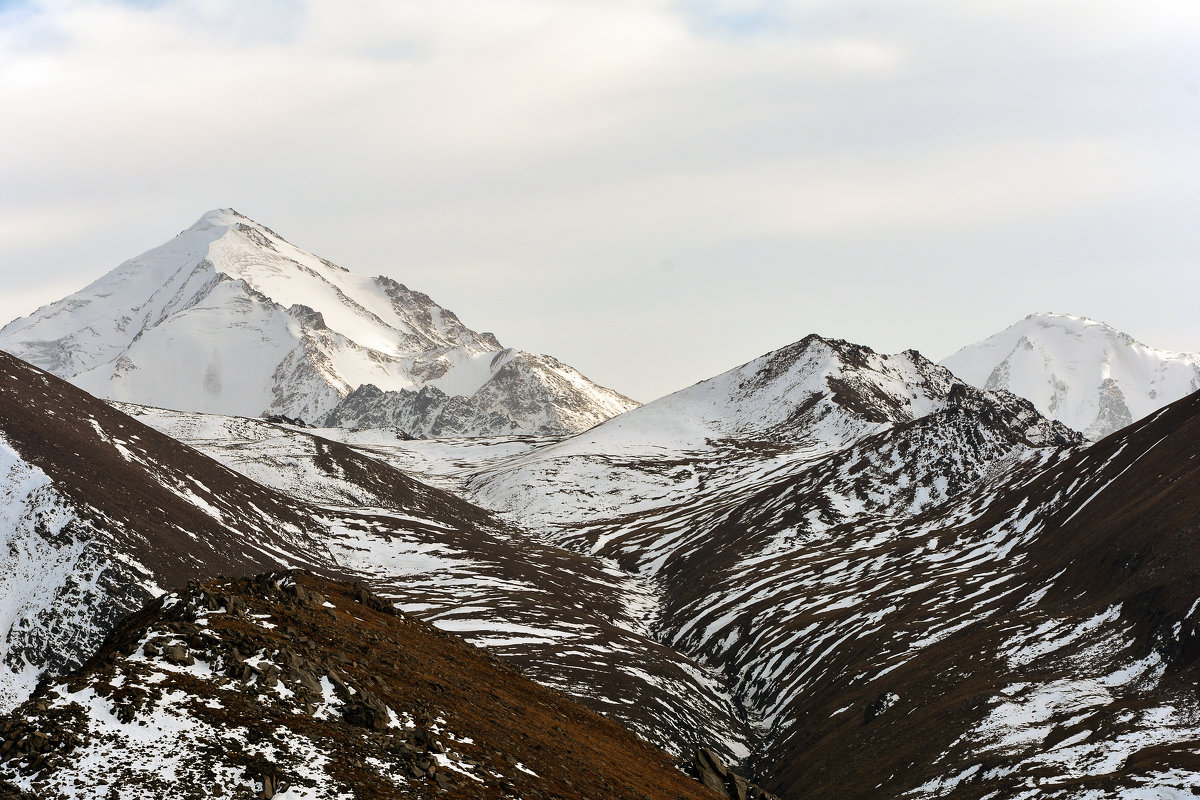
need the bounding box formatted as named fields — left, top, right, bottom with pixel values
left=0, top=571, right=727, bottom=800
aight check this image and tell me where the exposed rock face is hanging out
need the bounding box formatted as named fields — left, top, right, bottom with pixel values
left=1089, top=376, right=1133, bottom=439
left=0, top=571, right=723, bottom=800
left=692, top=748, right=779, bottom=800
left=325, top=352, right=635, bottom=437
left=0, top=209, right=638, bottom=435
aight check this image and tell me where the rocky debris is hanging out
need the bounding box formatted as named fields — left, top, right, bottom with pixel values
left=262, top=414, right=309, bottom=428
left=692, top=748, right=779, bottom=800
left=862, top=691, right=899, bottom=724
left=0, top=571, right=721, bottom=800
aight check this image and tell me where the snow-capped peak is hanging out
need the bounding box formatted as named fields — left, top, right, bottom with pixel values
left=191, top=206, right=251, bottom=227
left=941, top=312, right=1200, bottom=440
left=0, top=210, right=636, bottom=433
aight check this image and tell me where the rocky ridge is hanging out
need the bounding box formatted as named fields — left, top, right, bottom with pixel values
left=325, top=351, right=629, bottom=437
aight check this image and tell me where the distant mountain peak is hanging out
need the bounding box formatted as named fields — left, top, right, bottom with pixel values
left=0, top=210, right=636, bottom=434
left=942, top=313, right=1200, bottom=440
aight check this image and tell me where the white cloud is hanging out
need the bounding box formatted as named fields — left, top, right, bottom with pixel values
left=0, top=0, right=1197, bottom=400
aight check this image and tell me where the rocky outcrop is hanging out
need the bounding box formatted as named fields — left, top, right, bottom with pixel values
left=692, top=748, right=779, bottom=800
left=324, top=350, right=638, bottom=437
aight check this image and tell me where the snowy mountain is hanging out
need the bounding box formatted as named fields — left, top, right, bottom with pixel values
left=941, top=312, right=1200, bottom=440
left=0, top=209, right=636, bottom=435
left=409, top=335, right=1200, bottom=798
left=462, top=335, right=1078, bottom=530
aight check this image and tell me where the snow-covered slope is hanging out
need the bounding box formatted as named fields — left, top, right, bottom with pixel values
left=0, top=209, right=636, bottom=435
left=941, top=312, right=1200, bottom=440
left=0, top=431, right=127, bottom=712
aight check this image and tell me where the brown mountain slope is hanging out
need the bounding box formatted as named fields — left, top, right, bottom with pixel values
left=0, top=351, right=341, bottom=588
left=0, top=571, right=726, bottom=800
left=758, top=389, right=1200, bottom=798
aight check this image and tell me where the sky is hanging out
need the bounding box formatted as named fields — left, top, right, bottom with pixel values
left=1, top=0, right=1197, bottom=403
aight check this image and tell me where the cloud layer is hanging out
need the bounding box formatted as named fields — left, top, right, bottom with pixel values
left=2, top=0, right=1198, bottom=400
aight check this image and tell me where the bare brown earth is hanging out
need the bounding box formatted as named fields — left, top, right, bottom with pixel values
left=0, top=571, right=725, bottom=800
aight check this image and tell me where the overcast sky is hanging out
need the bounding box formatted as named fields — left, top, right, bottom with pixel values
left=1, top=0, right=1197, bottom=402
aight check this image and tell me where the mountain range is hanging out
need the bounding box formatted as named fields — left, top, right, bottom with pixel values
left=1, top=210, right=1199, bottom=799
left=3, top=212, right=1197, bottom=444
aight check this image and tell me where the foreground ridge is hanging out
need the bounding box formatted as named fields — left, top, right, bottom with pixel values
left=0, top=571, right=720, bottom=800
